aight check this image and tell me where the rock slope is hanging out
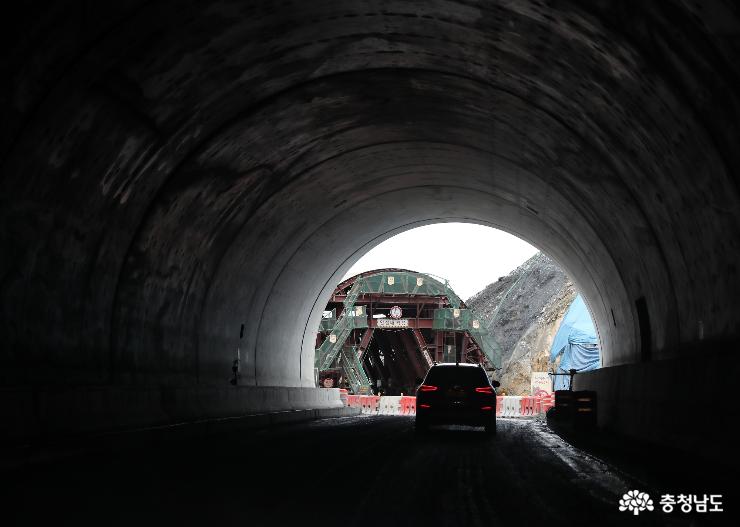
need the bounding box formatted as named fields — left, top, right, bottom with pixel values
left=466, top=252, right=576, bottom=395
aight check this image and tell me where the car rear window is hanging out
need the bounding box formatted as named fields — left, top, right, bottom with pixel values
left=424, top=366, right=489, bottom=387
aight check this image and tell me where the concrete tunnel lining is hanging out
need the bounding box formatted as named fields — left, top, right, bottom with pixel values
left=1, top=1, right=739, bottom=445
left=214, top=175, right=630, bottom=387
left=137, top=62, right=678, bottom=389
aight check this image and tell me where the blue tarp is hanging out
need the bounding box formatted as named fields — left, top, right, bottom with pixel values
left=549, top=294, right=601, bottom=390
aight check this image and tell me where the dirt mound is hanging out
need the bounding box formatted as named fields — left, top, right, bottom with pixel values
left=466, top=252, right=575, bottom=395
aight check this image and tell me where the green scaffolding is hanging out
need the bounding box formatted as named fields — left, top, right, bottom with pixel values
left=319, top=308, right=336, bottom=333
left=432, top=307, right=474, bottom=331
left=315, top=278, right=368, bottom=371
left=351, top=271, right=464, bottom=308
left=315, top=271, right=503, bottom=389
left=432, top=307, right=503, bottom=367
left=339, top=345, right=371, bottom=394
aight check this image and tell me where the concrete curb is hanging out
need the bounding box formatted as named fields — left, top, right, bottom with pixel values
left=0, top=385, right=348, bottom=443
left=1, top=406, right=361, bottom=471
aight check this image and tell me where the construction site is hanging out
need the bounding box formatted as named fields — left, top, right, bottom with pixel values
left=315, top=269, right=501, bottom=394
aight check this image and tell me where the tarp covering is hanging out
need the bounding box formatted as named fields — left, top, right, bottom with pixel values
left=549, top=294, right=601, bottom=390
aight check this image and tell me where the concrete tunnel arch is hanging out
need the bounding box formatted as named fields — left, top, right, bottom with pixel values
left=284, top=213, right=613, bottom=387
left=1, top=1, right=739, bottom=453
left=199, top=146, right=630, bottom=390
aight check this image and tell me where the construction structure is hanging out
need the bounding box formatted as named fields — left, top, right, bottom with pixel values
left=315, top=269, right=502, bottom=394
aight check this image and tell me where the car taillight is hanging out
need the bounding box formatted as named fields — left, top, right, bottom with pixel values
left=481, top=406, right=493, bottom=411
left=419, top=385, right=438, bottom=392
left=420, top=404, right=431, bottom=408
left=475, top=386, right=494, bottom=394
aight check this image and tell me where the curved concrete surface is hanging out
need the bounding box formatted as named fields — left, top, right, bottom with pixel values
left=1, top=2, right=739, bottom=445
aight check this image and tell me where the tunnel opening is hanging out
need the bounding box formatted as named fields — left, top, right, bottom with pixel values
left=311, top=224, right=601, bottom=398
left=315, top=268, right=499, bottom=396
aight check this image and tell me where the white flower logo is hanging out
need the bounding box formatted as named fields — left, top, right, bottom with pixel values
left=619, top=490, right=654, bottom=516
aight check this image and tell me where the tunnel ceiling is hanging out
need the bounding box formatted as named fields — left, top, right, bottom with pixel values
left=1, top=1, right=739, bottom=388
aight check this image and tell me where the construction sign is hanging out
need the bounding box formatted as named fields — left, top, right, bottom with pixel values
left=531, top=372, right=552, bottom=396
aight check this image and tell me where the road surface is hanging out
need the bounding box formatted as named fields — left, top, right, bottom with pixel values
left=3, top=416, right=730, bottom=526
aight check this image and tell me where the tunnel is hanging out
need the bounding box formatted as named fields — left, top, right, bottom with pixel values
left=1, top=0, right=739, bottom=475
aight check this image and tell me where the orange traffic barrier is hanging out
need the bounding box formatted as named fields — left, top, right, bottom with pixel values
left=520, top=396, right=537, bottom=416
left=494, top=395, right=556, bottom=417
left=540, top=393, right=555, bottom=412
left=399, top=396, right=416, bottom=415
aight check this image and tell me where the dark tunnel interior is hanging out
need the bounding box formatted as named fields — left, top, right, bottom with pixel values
left=1, top=2, right=739, bottom=521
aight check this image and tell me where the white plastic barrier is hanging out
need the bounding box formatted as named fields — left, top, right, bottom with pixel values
left=502, top=396, right=522, bottom=417
left=370, top=395, right=545, bottom=418
left=378, top=396, right=402, bottom=415
left=359, top=396, right=380, bottom=414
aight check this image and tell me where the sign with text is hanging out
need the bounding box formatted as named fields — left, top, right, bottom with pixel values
left=377, top=318, right=409, bottom=328
left=531, top=372, right=552, bottom=396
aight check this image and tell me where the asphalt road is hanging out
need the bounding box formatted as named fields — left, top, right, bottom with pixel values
left=3, top=416, right=731, bottom=526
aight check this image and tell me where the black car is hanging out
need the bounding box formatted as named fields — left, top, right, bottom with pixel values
left=415, top=363, right=499, bottom=434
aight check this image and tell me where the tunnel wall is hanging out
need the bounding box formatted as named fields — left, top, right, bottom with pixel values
left=1, top=1, right=739, bottom=445
left=573, top=347, right=738, bottom=462
left=0, top=385, right=344, bottom=444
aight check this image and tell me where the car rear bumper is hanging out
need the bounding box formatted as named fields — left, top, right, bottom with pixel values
left=416, top=408, right=494, bottom=427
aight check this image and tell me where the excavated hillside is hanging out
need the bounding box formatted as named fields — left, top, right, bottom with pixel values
left=466, top=252, right=576, bottom=395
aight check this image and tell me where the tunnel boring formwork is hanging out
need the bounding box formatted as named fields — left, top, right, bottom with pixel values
left=316, top=269, right=500, bottom=395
